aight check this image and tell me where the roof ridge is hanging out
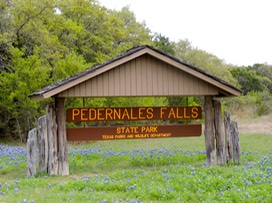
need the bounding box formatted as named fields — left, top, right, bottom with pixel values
left=30, top=45, right=241, bottom=99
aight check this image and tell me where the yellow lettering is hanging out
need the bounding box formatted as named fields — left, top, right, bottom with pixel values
left=102, top=135, right=114, bottom=139
left=184, top=107, right=190, bottom=119
left=105, top=108, right=113, bottom=120
left=130, top=108, right=137, bottom=120
left=115, top=134, right=126, bottom=139
left=116, top=127, right=121, bottom=134
left=141, top=126, right=158, bottom=133
left=191, top=107, right=199, bottom=119
left=160, top=107, right=167, bottom=118
left=122, top=109, right=130, bottom=120
left=72, top=109, right=80, bottom=121
left=89, top=109, right=96, bottom=121
left=168, top=108, right=176, bottom=119
left=152, top=126, right=158, bottom=133
left=138, top=108, right=145, bottom=119
left=127, top=134, right=134, bottom=139
left=97, top=108, right=104, bottom=120
left=176, top=107, right=183, bottom=119
left=81, top=108, right=88, bottom=121
left=131, top=127, right=139, bottom=133
left=113, top=109, right=121, bottom=120
left=146, top=107, right=154, bottom=119
left=141, top=126, right=146, bottom=132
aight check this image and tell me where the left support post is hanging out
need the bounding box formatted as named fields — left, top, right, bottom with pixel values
left=47, top=104, right=58, bottom=175
left=27, top=128, right=37, bottom=177
left=213, top=99, right=225, bottom=165
left=55, top=97, right=69, bottom=176
left=38, top=115, right=48, bottom=173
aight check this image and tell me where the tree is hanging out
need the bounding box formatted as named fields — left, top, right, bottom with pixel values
left=152, top=33, right=175, bottom=56
left=230, top=65, right=272, bottom=95
left=0, top=0, right=153, bottom=140
left=0, top=47, right=50, bottom=140
left=174, top=39, right=237, bottom=85
left=112, top=6, right=152, bottom=48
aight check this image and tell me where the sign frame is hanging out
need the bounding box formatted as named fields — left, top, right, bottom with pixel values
left=66, top=106, right=202, bottom=122
left=67, top=124, right=202, bottom=141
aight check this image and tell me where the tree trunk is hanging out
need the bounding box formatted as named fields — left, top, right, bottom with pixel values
left=231, top=121, right=240, bottom=164
left=55, top=97, right=69, bottom=176
left=37, top=115, right=48, bottom=173
left=27, top=128, right=37, bottom=177
left=46, top=104, right=58, bottom=175
left=213, top=99, right=225, bottom=165
left=204, top=96, right=216, bottom=165
left=224, top=110, right=232, bottom=163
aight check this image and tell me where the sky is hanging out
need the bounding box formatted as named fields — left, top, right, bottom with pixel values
left=99, top=0, right=272, bottom=66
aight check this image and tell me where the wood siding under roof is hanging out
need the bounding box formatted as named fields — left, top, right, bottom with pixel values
left=57, top=54, right=219, bottom=98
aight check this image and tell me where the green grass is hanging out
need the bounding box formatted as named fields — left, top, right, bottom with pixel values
left=0, top=134, right=272, bottom=202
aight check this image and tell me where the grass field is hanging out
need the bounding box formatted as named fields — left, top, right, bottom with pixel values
left=0, top=133, right=271, bottom=203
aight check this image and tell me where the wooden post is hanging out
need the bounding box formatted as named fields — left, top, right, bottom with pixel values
left=46, top=104, right=58, bottom=175
left=55, top=97, right=69, bottom=176
left=231, top=121, right=240, bottom=164
left=224, top=110, right=233, bottom=163
left=37, top=115, right=48, bottom=173
left=213, top=99, right=225, bottom=165
left=204, top=96, right=216, bottom=165
left=27, top=128, right=37, bottom=177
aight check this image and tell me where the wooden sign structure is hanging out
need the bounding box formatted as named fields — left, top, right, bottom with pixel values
left=28, top=45, right=241, bottom=176
left=66, top=106, right=202, bottom=141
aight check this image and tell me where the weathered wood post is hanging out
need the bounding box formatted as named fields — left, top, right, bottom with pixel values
left=224, top=110, right=233, bottom=163
left=204, top=96, right=216, bottom=165
left=27, top=128, right=37, bottom=177
left=55, top=97, right=69, bottom=176
left=37, top=115, right=48, bottom=173
left=231, top=121, right=240, bottom=164
left=213, top=99, right=225, bottom=165
left=46, top=104, right=58, bottom=175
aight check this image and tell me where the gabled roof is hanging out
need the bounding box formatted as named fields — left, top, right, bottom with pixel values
left=30, top=45, right=241, bottom=100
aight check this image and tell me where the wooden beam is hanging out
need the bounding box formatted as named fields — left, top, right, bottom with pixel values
left=55, top=97, right=69, bottom=176
left=46, top=104, right=58, bottom=175
left=27, top=128, right=37, bottom=177
left=224, top=110, right=233, bottom=163
left=204, top=96, right=216, bottom=165
left=67, top=124, right=202, bottom=141
left=213, top=99, right=225, bottom=165
left=37, top=115, right=48, bottom=173
left=231, top=121, right=240, bottom=164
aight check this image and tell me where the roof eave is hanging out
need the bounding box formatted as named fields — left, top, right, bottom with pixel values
left=30, top=45, right=242, bottom=100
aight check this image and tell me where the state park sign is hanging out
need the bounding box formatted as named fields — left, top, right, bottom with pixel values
left=66, top=106, right=202, bottom=141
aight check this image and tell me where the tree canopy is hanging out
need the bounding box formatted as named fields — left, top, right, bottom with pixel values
left=0, top=0, right=271, bottom=140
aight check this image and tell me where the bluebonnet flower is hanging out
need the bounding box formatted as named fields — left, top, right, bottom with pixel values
left=245, top=192, right=250, bottom=198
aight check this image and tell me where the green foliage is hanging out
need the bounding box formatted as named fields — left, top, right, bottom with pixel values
left=249, top=91, right=272, bottom=116
left=152, top=33, right=175, bottom=56
left=113, top=7, right=152, bottom=48
left=0, top=0, right=272, bottom=140
left=0, top=0, right=151, bottom=139
left=174, top=39, right=238, bottom=85
left=223, top=91, right=272, bottom=116
left=53, top=51, right=90, bottom=81
left=226, top=63, right=272, bottom=116
left=230, top=66, right=270, bottom=94
left=252, top=64, right=272, bottom=94
left=0, top=47, right=50, bottom=139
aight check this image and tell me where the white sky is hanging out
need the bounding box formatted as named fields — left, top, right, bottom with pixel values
left=99, top=0, right=272, bottom=66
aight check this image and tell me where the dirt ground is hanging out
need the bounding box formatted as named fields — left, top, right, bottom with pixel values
left=232, top=114, right=272, bottom=134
